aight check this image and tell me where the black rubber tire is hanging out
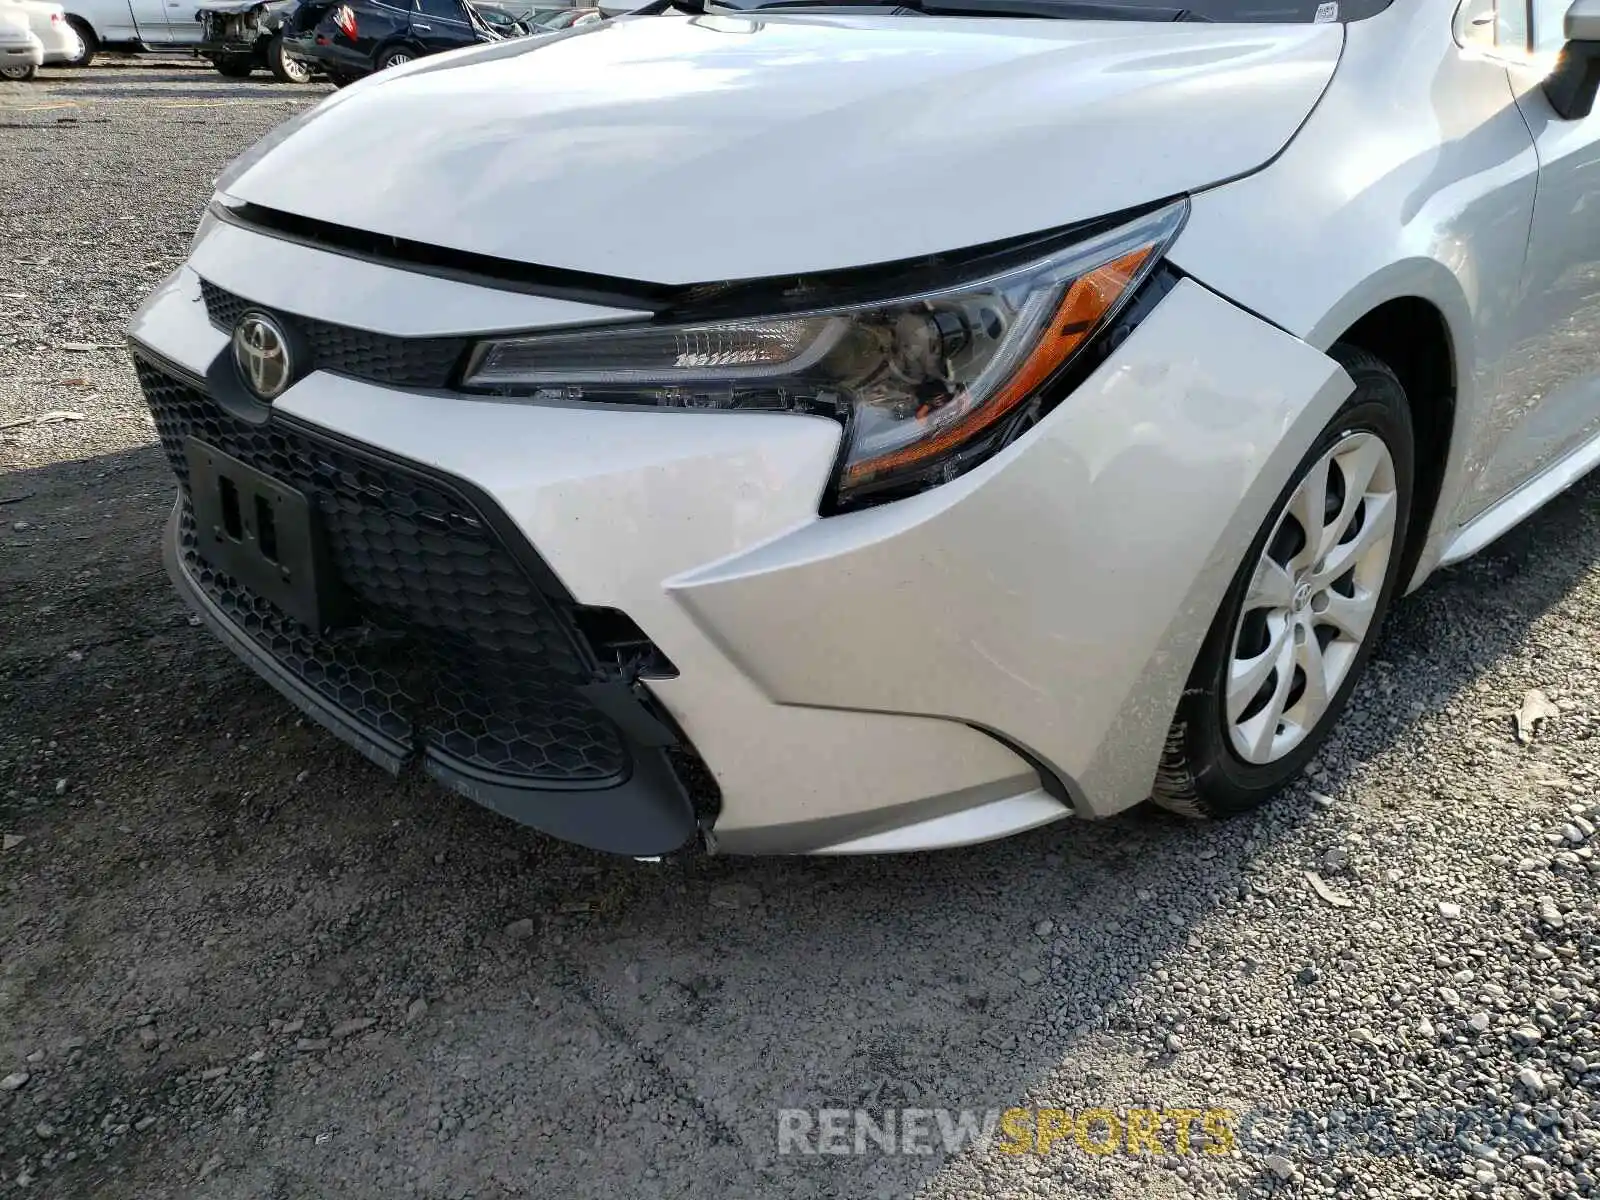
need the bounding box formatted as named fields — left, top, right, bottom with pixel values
left=265, top=33, right=311, bottom=82
left=63, top=17, right=96, bottom=67
left=376, top=45, right=417, bottom=70
left=213, top=54, right=255, bottom=78
left=0, top=63, right=36, bottom=81
left=1150, top=344, right=1416, bottom=820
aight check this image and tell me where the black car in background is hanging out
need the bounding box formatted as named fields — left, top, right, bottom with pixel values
left=283, top=0, right=499, bottom=85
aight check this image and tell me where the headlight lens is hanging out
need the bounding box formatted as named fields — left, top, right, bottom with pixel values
left=465, top=201, right=1186, bottom=507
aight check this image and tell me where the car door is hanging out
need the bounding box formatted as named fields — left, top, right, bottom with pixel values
left=410, top=0, right=475, bottom=53
left=1458, top=0, right=1600, bottom=517
left=160, top=0, right=204, bottom=42
left=125, top=0, right=174, bottom=40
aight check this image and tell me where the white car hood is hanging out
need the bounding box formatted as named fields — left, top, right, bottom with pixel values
left=222, top=13, right=1343, bottom=284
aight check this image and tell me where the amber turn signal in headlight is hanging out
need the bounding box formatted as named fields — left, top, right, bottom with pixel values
left=464, top=201, right=1187, bottom=508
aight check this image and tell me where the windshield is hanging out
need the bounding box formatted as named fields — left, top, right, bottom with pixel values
left=708, top=0, right=1390, bottom=23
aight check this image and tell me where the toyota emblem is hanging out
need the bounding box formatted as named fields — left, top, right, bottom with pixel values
left=232, top=311, right=294, bottom=402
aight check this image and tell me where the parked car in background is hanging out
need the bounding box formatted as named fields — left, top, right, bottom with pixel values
left=471, top=2, right=565, bottom=34
left=195, top=0, right=314, bottom=80
left=471, top=3, right=528, bottom=35
left=514, top=4, right=573, bottom=23
left=55, top=0, right=206, bottom=65
left=0, top=6, right=42, bottom=77
left=0, top=0, right=84, bottom=65
left=537, top=5, right=596, bottom=26
left=283, top=0, right=498, bottom=85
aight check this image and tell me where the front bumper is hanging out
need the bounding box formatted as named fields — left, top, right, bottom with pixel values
left=143, top=350, right=702, bottom=857
left=129, top=214, right=1349, bottom=854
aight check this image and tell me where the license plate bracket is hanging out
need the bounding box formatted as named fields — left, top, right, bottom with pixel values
left=184, top=437, right=349, bottom=632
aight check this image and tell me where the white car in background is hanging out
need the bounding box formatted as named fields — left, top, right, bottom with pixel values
left=0, top=7, right=43, bottom=77
left=0, top=0, right=85, bottom=65
left=53, top=0, right=204, bottom=66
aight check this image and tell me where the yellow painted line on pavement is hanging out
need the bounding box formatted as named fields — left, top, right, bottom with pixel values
left=148, top=98, right=304, bottom=107
left=2, top=96, right=309, bottom=111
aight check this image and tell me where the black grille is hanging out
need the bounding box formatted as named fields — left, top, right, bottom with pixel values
left=136, top=356, right=630, bottom=786
left=199, top=279, right=468, bottom=390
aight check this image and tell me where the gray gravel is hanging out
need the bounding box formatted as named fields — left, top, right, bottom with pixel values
left=4, top=61, right=1600, bottom=1200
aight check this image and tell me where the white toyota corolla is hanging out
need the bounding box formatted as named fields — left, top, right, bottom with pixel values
left=130, top=0, right=1600, bottom=856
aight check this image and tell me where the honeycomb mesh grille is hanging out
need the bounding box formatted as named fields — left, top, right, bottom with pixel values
left=136, top=356, right=629, bottom=786
left=199, top=279, right=469, bottom=390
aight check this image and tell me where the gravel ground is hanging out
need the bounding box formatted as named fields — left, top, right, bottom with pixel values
left=4, top=61, right=1600, bottom=1200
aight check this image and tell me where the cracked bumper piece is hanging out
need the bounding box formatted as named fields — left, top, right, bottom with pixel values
left=142, top=354, right=699, bottom=858
left=163, top=500, right=699, bottom=856
left=131, top=223, right=1348, bottom=854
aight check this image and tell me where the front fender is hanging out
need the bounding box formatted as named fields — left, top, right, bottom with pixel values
left=667, top=279, right=1352, bottom=816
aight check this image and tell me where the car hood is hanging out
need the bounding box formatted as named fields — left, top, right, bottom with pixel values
left=220, top=13, right=1342, bottom=284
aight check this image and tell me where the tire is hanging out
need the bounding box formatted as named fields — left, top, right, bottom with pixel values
left=0, top=63, right=36, bottom=80
left=265, top=33, right=311, bottom=82
left=376, top=45, right=415, bottom=69
left=63, top=17, right=96, bottom=67
left=1150, top=344, right=1415, bottom=820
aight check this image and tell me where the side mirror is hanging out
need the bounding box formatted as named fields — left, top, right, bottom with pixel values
left=1568, top=0, right=1600, bottom=40
left=1546, top=0, right=1600, bottom=119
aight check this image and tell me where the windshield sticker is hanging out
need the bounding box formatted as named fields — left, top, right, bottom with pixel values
left=1314, top=1, right=1338, bottom=20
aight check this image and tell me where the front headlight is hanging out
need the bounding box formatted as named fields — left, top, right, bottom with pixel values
left=465, top=201, right=1186, bottom=509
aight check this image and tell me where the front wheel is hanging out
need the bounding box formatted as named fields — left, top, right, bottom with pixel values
left=265, top=33, right=311, bottom=82
left=1151, top=345, right=1415, bottom=820
left=0, top=63, right=36, bottom=81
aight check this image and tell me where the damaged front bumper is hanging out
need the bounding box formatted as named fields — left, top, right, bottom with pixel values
left=143, top=350, right=708, bottom=858
left=130, top=211, right=1351, bottom=856
left=193, top=3, right=283, bottom=54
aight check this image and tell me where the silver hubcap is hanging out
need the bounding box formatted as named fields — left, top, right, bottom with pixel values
left=385, top=53, right=410, bottom=66
left=1226, top=430, right=1398, bottom=765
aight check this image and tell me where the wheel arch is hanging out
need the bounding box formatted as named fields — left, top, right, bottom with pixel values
left=1302, top=262, right=1470, bottom=595
left=377, top=36, right=424, bottom=63
left=1323, top=293, right=1459, bottom=597
left=62, top=11, right=100, bottom=41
